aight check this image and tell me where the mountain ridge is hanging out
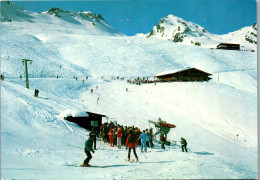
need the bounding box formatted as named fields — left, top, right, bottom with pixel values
left=0, top=1, right=121, bottom=36
left=143, top=14, right=257, bottom=50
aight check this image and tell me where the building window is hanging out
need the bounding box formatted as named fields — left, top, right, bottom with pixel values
left=91, top=121, right=99, bottom=127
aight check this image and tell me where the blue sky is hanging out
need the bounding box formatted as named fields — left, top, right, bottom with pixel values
left=15, top=0, right=256, bottom=36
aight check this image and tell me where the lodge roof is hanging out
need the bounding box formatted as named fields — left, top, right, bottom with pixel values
left=59, top=110, right=106, bottom=118
left=217, top=43, right=240, bottom=46
left=155, top=67, right=212, bottom=77
left=87, top=112, right=106, bottom=117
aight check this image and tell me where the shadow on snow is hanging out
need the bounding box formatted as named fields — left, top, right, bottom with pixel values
left=193, top=151, right=214, bottom=155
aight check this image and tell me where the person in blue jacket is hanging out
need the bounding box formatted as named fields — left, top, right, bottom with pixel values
left=82, top=135, right=95, bottom=167
left=139, top=130, right=149, bottom=152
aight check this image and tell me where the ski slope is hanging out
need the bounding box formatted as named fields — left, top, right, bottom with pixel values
left=1, top=2, right=258, bottom=179
left=1, top=77, right=257, bottom=179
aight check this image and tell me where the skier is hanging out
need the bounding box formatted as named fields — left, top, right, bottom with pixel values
left=97, top=96, right=99, bottom=103
left=101, top=123, right=108, bottom=143
left=122, top=126, right=128, bottom=146
left=181, top=137, right=188, bottom=152
left=105, top=124, right=110, bottom=143
left=139, top=130, right=149, bottom=152
left=116, top=127, right=123, bottom=148
left=149, top=128, right=154, bottom=148
left=160, top=134, right=166, bottom=150
left=108, top=121, right=114, bottom=129
left=89, top=127, right=97, bottom=150
left=108, top=128, right=114, bottom=146
left=82, top=135, right=95, bottom=167
left=126, top=129, right=139, bottom=162
left=34, top=89, right=37, bottom=97
left=145, top=129, right=150, bottom=148
left=113, top=127, right=117, bottom=146
left=34, top=89, right=39, bottom=97
left=135, top=129, right=142, bottom=146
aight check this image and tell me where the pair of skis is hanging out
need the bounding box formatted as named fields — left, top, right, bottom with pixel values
left=125, top=159, right=138, bottom=163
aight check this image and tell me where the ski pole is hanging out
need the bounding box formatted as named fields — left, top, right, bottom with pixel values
left=141, top=152, right=147, bottom=159
left=188, top=147, right=192, bottom=153
left=69, top=144, right=83, bottom=149
left=99, top=137, right=102, bottom=148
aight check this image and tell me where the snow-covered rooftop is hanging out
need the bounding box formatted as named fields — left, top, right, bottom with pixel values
left=59, top=109, right=89, bottom=118
left=155, top=68, right=212, bottom=77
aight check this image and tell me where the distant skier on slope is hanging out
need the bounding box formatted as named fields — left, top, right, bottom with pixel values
left=181, top=137, right=188, bottom=152
left=126, top=129, right=139, bottom=162
left=34, top=89, right=39, bottom=97
left=82, top=135, right=95, bottom=167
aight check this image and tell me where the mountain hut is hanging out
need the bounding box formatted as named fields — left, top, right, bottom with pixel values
left=62, top=110, right=106, bottom=131
left=155, top=68, right=212, bottom=82
left=216, top=43, right=240, bottom=50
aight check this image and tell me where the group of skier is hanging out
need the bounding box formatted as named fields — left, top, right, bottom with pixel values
left=82, top=121, right=188, bottom=167
left=100, top=122, right=154, bottom=150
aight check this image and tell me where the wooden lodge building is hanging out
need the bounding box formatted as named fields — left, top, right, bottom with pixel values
left=216, top=43, right=240, bottom=50
left=63, top=111, right=106, bottom=131
left=155, top=68, right=212, bottom=82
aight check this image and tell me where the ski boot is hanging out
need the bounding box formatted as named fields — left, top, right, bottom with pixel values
left=128, top=158, right=130, bottom=162
left=82, top=162, right=90, bottom=167
left=136, top=158, right=139, bottom=162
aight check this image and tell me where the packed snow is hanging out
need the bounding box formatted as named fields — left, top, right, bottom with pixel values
left=1, top=2, right=258, bottom=179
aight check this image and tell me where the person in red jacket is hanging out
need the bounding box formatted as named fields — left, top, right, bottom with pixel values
left=126, top=129, right=139, bottom=162
left=108, top=129, right=114, bottom=147
left=116, top=127, right=123, bottom=149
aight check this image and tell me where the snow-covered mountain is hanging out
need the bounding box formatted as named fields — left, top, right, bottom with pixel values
left=145, top=14, right=257, bottom=50
left=147, top=15, right=210, bottom=41
left=0, top=1, right=121, bottom=36
left=0, top=1, right=33, bottom=22
left=1, top=2, right=258, bottom=179
left=220, top=23, right=257, bottom=49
